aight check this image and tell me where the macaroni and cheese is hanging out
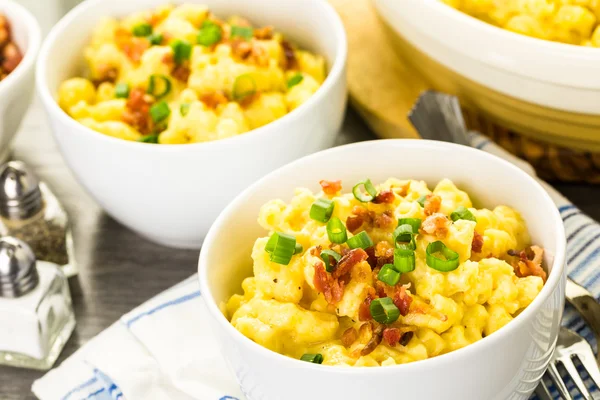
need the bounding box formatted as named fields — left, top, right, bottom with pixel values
left=443, top=0, right=600, bottom=47
left=226, top=178, right=546, bottom=367
left=57, top=4, right=326, bottom=144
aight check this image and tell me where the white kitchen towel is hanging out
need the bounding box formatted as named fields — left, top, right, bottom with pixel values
left=32, top=134, right=600, bottom=400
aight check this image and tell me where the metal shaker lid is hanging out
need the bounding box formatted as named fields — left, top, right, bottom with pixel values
left=0, top=237, right=39, bottom=298
left=0, top=161, right=43, bottom=219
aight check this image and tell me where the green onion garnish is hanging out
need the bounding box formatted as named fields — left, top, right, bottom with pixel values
left=300, top=353, right=323, bottom=364
left=137, top=134, right=159, bottom=143
left=287, top=73, right=303, bottom=89
left=232, top=74, right=257, bottom=100
left=378, top=264, right=400, bottom=286
left=347, top=231, right=373, bottom=250
left=326, top=217, right=347, bottom=244
left=398, top=218, right=421, bottom=233
left=426, top=241, right=460, bottom=272
left=149, top=101, right=171, bottom=123
left=231, top=25, right=253, bottom=40
left=295, top=243, right=303, bottom=254
left=264, top=232, right=297, bottom=265
left=197, top=20, right=222, bottom=46
left=370, top=297, right=400, bottom=324
left=394, top=248, right=415, bottom=273
left=310, top=198, right=334, bottom=223
left=132, top=23, right=153, bottom=37
left=147, top=75, right=172, bottom=98
left=115, top=83, right=130, bottom=99
left=170, top=39, right=192, bottom=65
left=417, top=195, right=427, bottom=207
left=450, top=206, right=477, bottom=223
left=320, top=249, right=341, bottom=273
left=352, top=179, right=377, bottom=203
left=148, top=33, right=164, bottom=45
left=180, top=103, right=190, bottom=116
left=393, top=224, right=414, bottom=244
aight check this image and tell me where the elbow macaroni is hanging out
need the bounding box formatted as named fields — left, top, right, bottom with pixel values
left=226, top=178, right=545, bottom=366
left=57, top=4, right=326, bottom=143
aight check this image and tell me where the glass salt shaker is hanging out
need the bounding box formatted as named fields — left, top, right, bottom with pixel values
left=0, top=161, right=76, bottom=277
left=0, top=237, right=75, bottom=370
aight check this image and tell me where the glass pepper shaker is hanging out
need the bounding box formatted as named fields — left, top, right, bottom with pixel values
left=0, top=161, right=76, bottom=277
left=0, top=237, right=75, bottom=370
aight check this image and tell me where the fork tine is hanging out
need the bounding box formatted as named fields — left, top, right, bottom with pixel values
left=576, top=350, right=600, bottom=390
left=560, top=356, right=593, bottom=400
left=547, top=362, right=574, bottom=400
left=535, top=376, right=553, bottom=400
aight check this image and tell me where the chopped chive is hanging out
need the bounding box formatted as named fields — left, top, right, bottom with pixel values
left=397, top=218, right=421, bottom=233
left=320, top=249, right=341, bottom=273
left=378, top=264, right=400, bottom=286
left=180, top=103, right=190, bottom=116
left=264, top=232, right=297, bottom=265
left=450, top=206, right=477, bottom=223
left=148, top=32, right=163, bottom=45
left=310, top=198, right=334, bottom=223
left=149, top=101, right=171, bottom=123
left=394, top=248, right=415, bottom=273
left=347, top=231, right=373, bottom=250
left=197, top=20, right=222, bottom=46
left=132, top=23, right=153, bottom=37
left=115, top=83, right=130, bottom=98
left=426, top=241, right=460, bottom=272
left=300, top=353, right=323, bottom=364
left=370, top=297, right=400, bottom=324
left=352, top=179, right=377, bottom=203
left=232, top=74, right=257, bottom=100
left=170, top=39, right=192, bottom=65
left=287, top=73, right=303, bottom=89
left=326, top=217, right=347, bottom=244
left=417, top=195, right=427, bottom=207
left=147, top=75, right=172, bottom=98
left=137, top=134, right=159, bottom=143
left=231, top=25, right=253, bottom=40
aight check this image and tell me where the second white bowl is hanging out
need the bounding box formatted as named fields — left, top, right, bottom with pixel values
left=36, top=0, right=347, bottom=248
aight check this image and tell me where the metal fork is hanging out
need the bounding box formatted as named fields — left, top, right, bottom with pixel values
left=535, top=328, right=600, bottom=400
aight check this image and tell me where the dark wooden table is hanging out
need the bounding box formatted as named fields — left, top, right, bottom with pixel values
left=1, top=99, right=599, bottom=399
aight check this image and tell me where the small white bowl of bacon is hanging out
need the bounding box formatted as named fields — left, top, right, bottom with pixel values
left=0, top=0, right=40, bottom=162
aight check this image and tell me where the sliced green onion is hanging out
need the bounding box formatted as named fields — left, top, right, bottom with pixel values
left=197, top=21, right=222, bottom=46
left=300, top=353, right=323, bottom=364
left=132, top=23, right=152, bottom=37
left=265, top=232, right=297, bottom=265
left=180, top=103, right=190, bottom=116
left=450, top=206, right=477, bottom=223
left=287, top=73, right=303, bottom=89
left=320, top=249, right=341, bottom=273
left=295, top=243, right=303, bottom=254
left=310, top=198, right=334, bottom=223
left=149, top=101, right=171, bottom=123
left=170, top=39, right=192, bottom=65
left=426, top=241, right=460, bottom=272
left=326, top=217, right=347, bottom=244
left=148, top=33, right=163, bottom=45
left=394, top=248, right=415, bottom=273
left=370, top=297, right=400, bottom=324
left=397, top=218, right=421, bottom=233
left=417, top=195, right=427, bottom=207
left=378, top=264, right=400, bottom=286
left=232, top=74, right=257, bottom=100
left=393, top=224, right=414, bottom=244
left=352, top=179, right=377, bottom=203
left=137, top=134, right=159, bottom=144
left=147, top=75, right=172, bottom=98
left=115, top=83, right=130, bottom=99
left=347, top=231, right=373, bottom=250
left=231, top=25, right=253, bottom=40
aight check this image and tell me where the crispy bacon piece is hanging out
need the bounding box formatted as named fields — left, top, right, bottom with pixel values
left=400, top=331, right=414, bottom=346
left=122, top=37, right=150, bottom=63
left=374, top=210, right=395, bottom=229
left=253, top=26, right=274, bottom=40
left=122, top=88, right=154, bottom=134
left=383, top=328, right=401, bottom=347
left=358, top=288, right=376, bottom=321
left=513, top=245, right=547, bottom=282
left=373, top=190, right=395, bottom=204
left=310, top=245, right=322, bottom=257
left=332, top=248, right=368, bottom=279
left=341, top=327, right=358, bottom=347
left=346, top=215, right=364, bottom=234
left=374, top=241, right=394, bottom=268
left=421, top=213, right=450, bottom=239
left=361, top=323, right=384, bottom=356
left=231, top=38, right=252, bottom=59
left=172, top=64, right=191, bottom=82
left=424, top=194, right=442, bottom=216
left=393, top=286, right=413, bottom=317
left=319, top=180, right=342, bottom=195
left=250, top=44, right=269, bottom=67
left=92, top=64, right=118, bottom=85
left=313, top=262, right=346, bottom=304
left=281, top=40, right=297, bottom=70
left=199, top=91, right=229, bottom=109
left=393, top=182, right=411, bottom=197
left=472, top=230, right=484, bottom=253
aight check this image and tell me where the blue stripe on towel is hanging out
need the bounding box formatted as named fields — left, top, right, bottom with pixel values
left=475, top=139, right=490, bottom=149
left=125, top=290, right=201, bottom=328
left=568, top=232, right=600, bottom=266
left=559, top=204, right=576, bottom=214
left=61, top=377, right=98, bottom=400
left=567, top=222, right=594, bottom=242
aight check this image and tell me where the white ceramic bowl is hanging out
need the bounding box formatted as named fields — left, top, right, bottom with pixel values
left=199, top=140, right=566, bottom=400
left=36, top=0, right=347, bottom=249
left=0, top=0, right=41, bottom=163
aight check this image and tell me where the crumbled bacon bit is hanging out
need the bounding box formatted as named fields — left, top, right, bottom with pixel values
left=341, top=327, right=358, bottom=347
left=374, top=241, right=394, bottom=268
left=199, top=91, right=229, bottom=109
left=383, top=328, right=401, bottom=347
left=310, top=245, right=322, bottom=257
left=332, top=248, right=368, bottom=279
left=361, top=323, right=384, bottom=356
left=373, top=190, right=395, bottom=204
left=122, top=88, right=154, bottom=134
left=393, top=287, right=413, bottom=317
left=313, top=262, right=346, bottom=304
left=121, top=37, right=150, bottom=63
left=253, top=26, right=274, bottom=40
left=393, top=182, right=411, bottom=197
left=172, top=64, right=191, bottom=82
left=231, top=39, right=252, bottom=59
left=319, top=180, right=342, bottom=195
left=513, top=245, right=547, bottom=282
left=92, top=64, right=118, bottom=85
left=374, top=210, right=395, bottom=229
left=424, top=194, right=442, bottom=216
left=358, top=288, right=376, bottom=321
left=346, top=215, right=364, bottom=234
left=421, top=213, right=450, bottom=239
left=472, top=230, right=484, bottom=253
left=400, top=331, right=414, bottom=346
left=281, top=40, right=297, bottom=70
